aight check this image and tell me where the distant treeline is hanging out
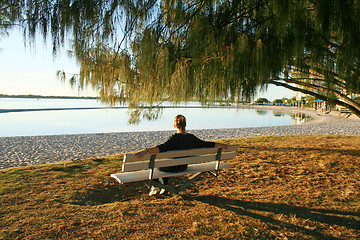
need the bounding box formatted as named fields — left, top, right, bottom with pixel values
left=0, top=94, right=98, bottom=100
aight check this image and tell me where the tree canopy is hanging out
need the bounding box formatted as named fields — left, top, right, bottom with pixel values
left=2, top=0, right=360, bottom=117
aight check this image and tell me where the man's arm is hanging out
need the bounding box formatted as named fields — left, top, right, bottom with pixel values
left=214, top=143, right=229, bottom=149
left=135, top=146, right=160, bottom=158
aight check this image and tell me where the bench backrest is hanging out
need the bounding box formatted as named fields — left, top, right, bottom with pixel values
left=122, top=145, right=238, bottom=172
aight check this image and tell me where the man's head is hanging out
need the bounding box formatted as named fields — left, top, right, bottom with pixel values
left=174, top=115, right=186, bottom=131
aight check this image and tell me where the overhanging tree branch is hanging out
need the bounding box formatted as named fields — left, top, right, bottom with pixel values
left=283, top=78, right=360, bottom=112
left=269, top=80, right=360, bottom=117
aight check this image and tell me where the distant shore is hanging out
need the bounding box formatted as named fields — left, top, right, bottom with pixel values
left=0, top=94, right=98, bottom=99
left=0, top=106, right=359, bottom=169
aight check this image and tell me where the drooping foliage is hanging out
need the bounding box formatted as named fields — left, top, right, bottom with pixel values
left=272, top=0, right=360, bottom=116
left=3, top=0, right=360, bottom=117
left=0, top=0, right=24, bottom=34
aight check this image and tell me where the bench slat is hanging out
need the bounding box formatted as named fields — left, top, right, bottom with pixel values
left=111, top=161, right=232, bottom=184
left=122, top=151, right=236, bottom=172
left=124, top=145, right=238, bottom=163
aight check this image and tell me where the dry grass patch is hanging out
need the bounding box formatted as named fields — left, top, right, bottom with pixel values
left=1, top=135, right=359, bottom=239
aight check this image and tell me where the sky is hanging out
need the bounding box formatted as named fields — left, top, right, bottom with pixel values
left=0, top=29, right=97, bottom=97
left=0, top=29, right=295, bottom=101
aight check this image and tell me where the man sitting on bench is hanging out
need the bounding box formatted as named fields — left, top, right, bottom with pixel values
left=135, top=114, right=229, bottom=196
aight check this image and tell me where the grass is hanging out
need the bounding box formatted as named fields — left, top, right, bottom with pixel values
left=1, top=135, right=359, bottom=239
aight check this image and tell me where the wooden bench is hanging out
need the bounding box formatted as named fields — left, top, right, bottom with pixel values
left=111, top=145, right=238, bottom=194
left=338, top=107, right=352, bottom=118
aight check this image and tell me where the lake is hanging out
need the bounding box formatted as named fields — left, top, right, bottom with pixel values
left=0, top=98, right=308, bottom=137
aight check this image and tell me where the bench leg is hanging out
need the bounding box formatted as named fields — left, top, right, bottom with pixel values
left=209, top=170, right=219, bottom=177
left=146, top=172, right=207, bottom=195
left=175, top=172, right=204, bottom=193
left=150, top=169, right=224, bottom=194
left=146, top=180, right=181, bottom=195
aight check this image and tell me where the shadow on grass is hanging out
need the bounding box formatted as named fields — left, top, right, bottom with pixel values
left=51, top=164, right=87, bottom=174
left=194, top=195, right=360, bottom=240
left=73, top=180, right=148, bottom=205
left=72, top=175, right=192, bottom=205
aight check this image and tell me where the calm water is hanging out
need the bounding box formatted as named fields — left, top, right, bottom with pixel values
left=0, top=98, right=307, bottom=137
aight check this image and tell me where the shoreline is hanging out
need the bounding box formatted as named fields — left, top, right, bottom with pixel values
left=1, top=106, right=359, bottom=169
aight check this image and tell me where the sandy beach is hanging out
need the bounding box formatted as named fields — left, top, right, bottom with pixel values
left=0, top=106, right=359, bottom=169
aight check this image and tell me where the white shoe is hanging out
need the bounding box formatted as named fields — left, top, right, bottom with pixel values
left=158, top=178, right=166, bottom=194
left=149, top=186, right=160, bottom=196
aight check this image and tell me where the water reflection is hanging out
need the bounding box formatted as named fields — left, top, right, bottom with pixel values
left=128, top=107, right=164, bottom=124
left=273, top=111, right=286, bottom=117
left=290, top=113, right=310, bottom=124
left=256, top=110, right=268, bottom=115
left=0, top=98, right=311, bottom=137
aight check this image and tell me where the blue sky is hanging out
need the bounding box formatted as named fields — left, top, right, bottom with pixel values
left=0, top=29, right=97, bottom=97
left=0, top=29, right=294, bottom=100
